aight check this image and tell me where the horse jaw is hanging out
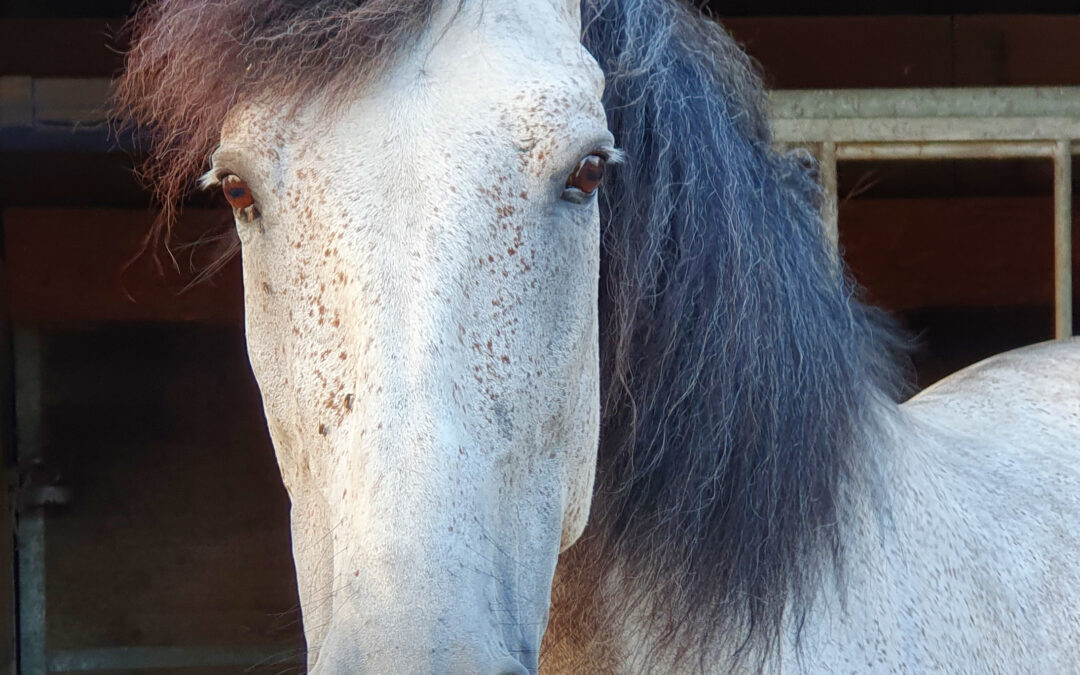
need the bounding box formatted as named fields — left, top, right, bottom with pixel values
left=214, top=1, right=609, bottom=671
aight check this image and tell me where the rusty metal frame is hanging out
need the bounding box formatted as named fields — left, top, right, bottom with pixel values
left=772, top=87, right=1079, bottom=339
left=14, top=328, right=45, bottom=675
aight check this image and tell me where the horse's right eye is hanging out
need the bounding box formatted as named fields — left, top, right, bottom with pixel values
left=221, top=174, right=259, bottom=222
left=222, top=175, right=255, bottom=209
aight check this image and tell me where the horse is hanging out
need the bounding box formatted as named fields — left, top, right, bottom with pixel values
left=114, top=0, right=1080, bottom=672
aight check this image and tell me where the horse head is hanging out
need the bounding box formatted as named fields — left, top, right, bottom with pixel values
left=165, top=1, right=608, bottom=671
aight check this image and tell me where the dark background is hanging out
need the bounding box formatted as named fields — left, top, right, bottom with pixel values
left=0, top=2, right=1076, bottom=673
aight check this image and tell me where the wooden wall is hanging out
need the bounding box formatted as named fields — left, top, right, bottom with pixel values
left=37, top=324, right=301, bottom=672
left=4, top=209, right=241, bottom=323
left=840, top=197, right=1079, bottom=383
left=724, top=15, right=1080, bottom=88
left=0, top=207, right=302, bottom=671
left=5, top=14, right=1080, bottom=87
left=0, top=8, right=1076, bottom=671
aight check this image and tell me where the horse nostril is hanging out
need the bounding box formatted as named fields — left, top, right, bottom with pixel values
left=487, top=656, right=530, bottom=675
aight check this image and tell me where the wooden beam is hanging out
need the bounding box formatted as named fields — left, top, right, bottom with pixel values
left=723, top=17, right=954, bottom=89
left=955, top=15, right=1080, bottom=87
left=3, top=208, right=242, bottom=323
left=723, top=16, right=1080, bottom=90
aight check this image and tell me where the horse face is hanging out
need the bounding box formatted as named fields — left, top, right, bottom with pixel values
left=210, top=1, right=609, bottom=671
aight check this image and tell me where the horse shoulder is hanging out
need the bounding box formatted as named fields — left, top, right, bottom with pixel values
left=865, top=338, right=1080, bottom=671
left=906, top=337, right=1080, bottom=444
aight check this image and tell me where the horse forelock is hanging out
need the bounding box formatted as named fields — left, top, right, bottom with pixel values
left=114, top=0, right=444, bottom=249
left=564, top=0, right=911, bottom=668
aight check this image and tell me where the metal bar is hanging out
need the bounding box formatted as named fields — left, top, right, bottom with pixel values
left=771, top=89, right=1080, bottom=340
left=836, top=140, right=1058, bottom=161
left=1055, top=140, right=1074, bottom=339
left=818, top=141, right=839, bottom=253
left=772, top=118, right=1080, bottom=145
left=0, top=214, right=18, bottom=675
left=0, top=77, right=32, bottom=128
left=45, top=645, right=304, bottom=672
left=13, top=328, right=45, bottom=675
left=770, top=87, right=1080, bottom=120
left=30, top=79, right=110, bottom=127
left=0, top=77, right=110, bottom=129
left=0, top=77, right=125, bottom=152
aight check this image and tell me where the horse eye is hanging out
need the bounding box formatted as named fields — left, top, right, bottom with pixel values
left=222, top=174, right=254, bottom=209
left=221, top=174, right=258, bottom=221
left=563, top=155, right=606, bottom=203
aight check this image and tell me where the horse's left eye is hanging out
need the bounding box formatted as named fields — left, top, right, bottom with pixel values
left=563, top=154, right=607, bottom=203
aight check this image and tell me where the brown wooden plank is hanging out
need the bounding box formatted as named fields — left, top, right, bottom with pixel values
left=954, top=15, right=1080, bottom=86
left=4, top=208, right=242, bottom=323
left=0, top=20, right=123, bottom=78
left=3, top=15, right=1079, bottom=88
left=7, top=198, right=1074, bottom=323
left=0, top=153, right=147, bottom=207
left=839, top=196, right=1080, bottom=313
left=722, top=17, right=954, bottom=89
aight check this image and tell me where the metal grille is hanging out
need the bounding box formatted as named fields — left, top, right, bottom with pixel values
left=771, top=87, right=1078, bottom=339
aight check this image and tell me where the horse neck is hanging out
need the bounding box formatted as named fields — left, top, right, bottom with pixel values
left=542, top=396, right=906, bottom=674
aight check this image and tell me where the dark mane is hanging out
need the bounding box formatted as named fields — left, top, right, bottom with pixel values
left=563, top=0, right=908, bottom=668
left=114, top=0, right=439, bottom=241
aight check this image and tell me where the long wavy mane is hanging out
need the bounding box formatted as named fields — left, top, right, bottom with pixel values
left=117, top=0, right=908, bottom=670
left=554, top=0, right=908, bottom=669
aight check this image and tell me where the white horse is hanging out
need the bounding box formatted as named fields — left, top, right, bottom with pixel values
left=117, top=0, right=1080, bottom=672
